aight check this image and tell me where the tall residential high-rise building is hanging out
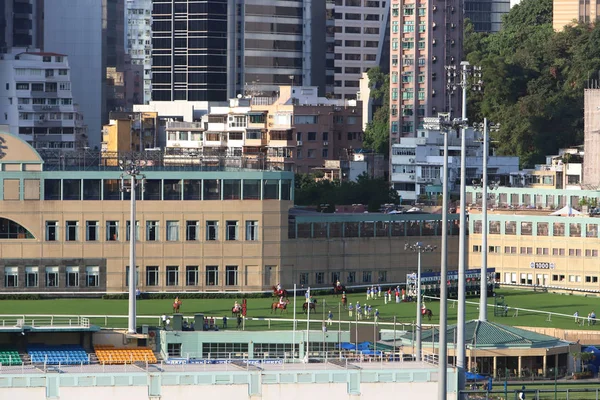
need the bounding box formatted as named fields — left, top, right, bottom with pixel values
left=465, top=0, right=511, bottom=32
left=0, top=0, right=39, bottom=52
left=388, top=0, right=463, bottom=142
left=42, top=0, right=126, bottom=148
left=228, top=0, right=331, bottom=98
left=125, top=0, right=153, bottom=104
left=151, top=0, right=228, bottom=102
left=553, top=0, right=598, bottom=31
left=0, top=49, right=87, bottom=149
left=332, top=0, right=390, bottom=100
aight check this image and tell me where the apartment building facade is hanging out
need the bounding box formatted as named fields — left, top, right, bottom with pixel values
left=125, top=0, right=153, bottom=104
left=389, top=0, right=463, bottom=142
left=161, top=86, right=363, bottom=173
left=0, top=49, right=87, bottom=149
left=0, top=0, right=39, bottom=52
left=333, top=0, right=390, bottom=100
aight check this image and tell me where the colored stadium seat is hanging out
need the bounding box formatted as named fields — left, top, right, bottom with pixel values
left=0, top=349, right=22, bottom=366
left=94, top=345, right=157, bottom=365
left=27, top=345, right=89, bottom=365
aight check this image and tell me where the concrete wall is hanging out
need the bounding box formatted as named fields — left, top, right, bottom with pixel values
left=0, top=371, right=457, bottom=400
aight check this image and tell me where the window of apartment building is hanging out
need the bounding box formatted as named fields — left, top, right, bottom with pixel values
left=391, top=88, right=399, bottom=100
left=489, top=246, right=501, bottom=253
left=186, top=221, right=199, bottom=241
left=166, top=266, right=179, bottom=286
left=322, top=149, right=329, bottom=158
left=46, top=221, right=58, bottom=241
left=16, top=83, right=29, bottom=90
left=146, top=221, right=159, bottom=241
left=402, top=41, right=414, bottom=50
left=46, top=266, right=59, bottom=287
left=402, top=90, right=414, bottom=100
left=166, top=221, right=179, bottom=241
left=347, top=271, right=356, bottom=283
left=5, top=267, right=18, bottom=288
left=66, top=266, right=79, bottom=287
left=472, top=245, right=482, bottom=252
left=226, top=266, right=238, bottom=286
left=86, top=266, right=99, bottom=287
left=403, top=21, right=414, bottom=33
left=25, top=266, right=38, bottom=287
left=392, top=21, right=399, bottom=33
left=315, top=272, right=325, bottom=284
left=307, top=132, right=316, bottom=141
left=146, top=266, right=159, bottom=286
left=86, top=221, right=98, bottom=241
left=229, top=115, right=246, bottom=128
left=226, top=221, right=238, bottom=240
left=246, top=221, right=258, bottom=241
left=391, top=147, right=417, bottom=156
left=569, top=275, right=581, bottom=283
left=585, top=249, right=599, bottom=257
left=362, top=271, right=372, bottom=283
left=297, top=149, right=302, bottom=159
left=299, top=273, right=309, bottom=285
left=378, top=271, right=387, bottom=283
left=186, top=266, right=198, bottom=286
left=206, top=221, right=219, bottom=241
left=31, top=83, right=44, bottom=91
left=307, top=149, right=316, bottom=159
left=403, top=5, right=414, bottom=15
left=65, top=220, right=78, bottom=241
left=106, top=221, right=119, bottom=241
left=126, top=221, right=140, bottom=241
left=392, top=4, right=399, bottom=16
left=206, top=266, right=218, bottom=286
left=519, top=247, right=533, bottom=255
left=294, top=115, right=318, bottom=124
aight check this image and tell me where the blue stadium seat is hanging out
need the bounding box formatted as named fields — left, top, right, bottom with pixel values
left=27, top=345, right=89, bottom=365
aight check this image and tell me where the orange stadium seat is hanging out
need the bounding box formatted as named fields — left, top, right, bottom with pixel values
left=94, top=345, right=157, bottom=365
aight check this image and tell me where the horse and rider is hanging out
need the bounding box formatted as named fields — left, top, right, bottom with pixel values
left=332, top=280, right=345, bottom=295
left=271, top=296, right=290, bottom=313
left=232, top=300, right=242, bottom=317
left=272, top=283, right=288, bottom=298
left=173, top=297, right=182, bottom=313
left=421, top=302, right=433, bottom=321
left=302, top=296, right=318, bottom=314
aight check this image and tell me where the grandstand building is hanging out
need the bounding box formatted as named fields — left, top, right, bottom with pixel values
left=0, top=131, right=457, bottom=294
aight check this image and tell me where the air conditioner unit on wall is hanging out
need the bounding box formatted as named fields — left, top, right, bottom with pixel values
left=409, top=158, right=415, bottom=163
left=409, top=175, right=415, bottom=180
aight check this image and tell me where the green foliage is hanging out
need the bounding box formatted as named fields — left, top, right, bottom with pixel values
left=294, top=173, right=398, bottom=211
left=363, top=67, right=390, bottom=156
left=465, top=0, right=600, bottom=167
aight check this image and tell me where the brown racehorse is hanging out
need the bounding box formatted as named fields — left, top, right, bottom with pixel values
left=332, top=283, right=345, bottom=295
left=423, top=308, right=433, bottom=321
left=302, top=299, right=318, bottom=314
left=272, top=286, right=288, bottom=298
left=173, top=300, right=182, bottom=313
left=271, top=299, right=289, bottom=314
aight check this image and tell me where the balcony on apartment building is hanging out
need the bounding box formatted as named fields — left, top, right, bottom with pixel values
left=204, top=132, right=228, bottom=147
left=247, top=112, right=268, bottom=129
left=245, top=129, right=267, bottom=147
left=268, top=129, right=295, bottom=148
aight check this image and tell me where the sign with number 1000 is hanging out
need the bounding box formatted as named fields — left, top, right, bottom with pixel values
left=530, top=262, right=555, bottom=269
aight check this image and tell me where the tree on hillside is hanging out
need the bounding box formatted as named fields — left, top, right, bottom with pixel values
left=362, top=67, right=390, bottom=156
left=464, top=0, right=600, bottom=167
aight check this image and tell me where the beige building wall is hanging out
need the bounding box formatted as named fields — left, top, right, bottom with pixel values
left=584, top=89, right=600, bottom=186
left=553, top=0, right=600, bottom=31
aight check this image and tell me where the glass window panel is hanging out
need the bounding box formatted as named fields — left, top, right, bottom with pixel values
left=144, top=180, right=162, bottom=200
left=83, top=179, right=101, bottom=200
left=243, top=179, right=261, bottom=200
left=263, top=180, right=279, bottom=199
left=281, top=180, right=291, bottom=200
left=183, top=179, right=201, bottom=200
left=44, top=179, right=61, bottom=200
left=203, top=179, right=221, bottom=200
left=163, top=179, right=181, bottom=200
left=103, top=179, right=121, bottom=200
left=62, top=179, right=81, bottom=200
left=223, top=179, right=241, bottom=200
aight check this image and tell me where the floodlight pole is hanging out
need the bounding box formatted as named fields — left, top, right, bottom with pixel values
left=480, top=118, right=489, bottom=322
left=121, top=159, right=144, bottom=335
left=128, top=173, right=137, bottom=334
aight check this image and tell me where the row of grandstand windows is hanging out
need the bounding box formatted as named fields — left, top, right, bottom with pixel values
left=289, top=220, right=459, bottom=239
left=298, top=271, right=388, bottom=285
left=127, top=265, right=240, bottom=287
left=42, top=178, right=292, bottom=201
left=473, top=245, right=600, bottom=257
left=2, top=266, right=99, bottom=288
left=45, top=220, right=259, bottom=242
left=473, top=220, right=599, bottom=237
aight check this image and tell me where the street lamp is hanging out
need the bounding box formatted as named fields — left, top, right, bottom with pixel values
left=447, top=61, right=482, bottom=392
left=472, top=119, right=500, bottom=322
left=424, top=113, right=468, bottom=400
left=120, top=157, right=145, bottom=334
left=405, top=242, right=437, bottom=362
